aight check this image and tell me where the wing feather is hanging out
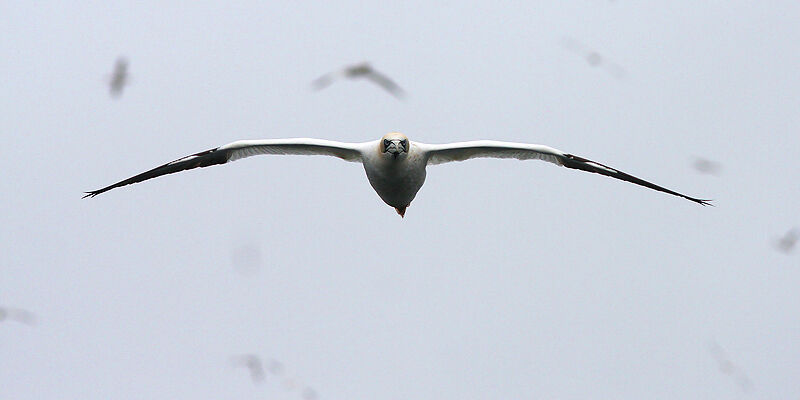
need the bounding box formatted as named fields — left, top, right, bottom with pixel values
left=422, top=140, right=711, bottom=205
left=364, top=72, right=406, bottom=98
left=84, top=139, right=362, bottom=198
left=425, top=141, right=564, bottom=165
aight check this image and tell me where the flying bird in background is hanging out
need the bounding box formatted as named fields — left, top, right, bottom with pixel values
left=108, top=57, right=130, bottom=98
left=707, top=340, right=754, bottom=393
left=774, top=228, right=799, bottom=253
left=84, top=133, right=711, bottom=217
left=231, top=356, right=315, bottom=398
left=301, top=387, right=318, bottom=400
left=0, top=307, right=36, bottom=326
left=312, top=62, right=406, bottom=98
left=560, top=37, right=627, bottom=79
left=692, top=157, right=722, bottom=176
left=230, top=354, right=266, bottom=383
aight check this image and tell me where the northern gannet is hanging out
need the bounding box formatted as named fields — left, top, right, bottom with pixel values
left=312, top=62, right=405, bottom=98
left=84, top=133, right=711, bottom=216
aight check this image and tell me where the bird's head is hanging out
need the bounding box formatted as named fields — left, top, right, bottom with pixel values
left=380, top=133, right=409, bottom=160
left=347, top=62, right=372, bottom=76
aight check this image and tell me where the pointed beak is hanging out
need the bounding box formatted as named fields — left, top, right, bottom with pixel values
left=385, top=140, right=405, bottom=158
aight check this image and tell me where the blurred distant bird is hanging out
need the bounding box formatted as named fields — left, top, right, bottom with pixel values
left=108, top=57, right=129, bottom=98
left=231, top=356, right=316, bottom=398
left=301, top=386, right=319, bottom=400
left=560, top=37, right=627, bottom=79
left=84, top=133, right=711, bottom=216
left=774, top=228, right=799, bottom=253
left=312, top=62, right=405, bottom=98
left=0, top=307, right=36, bottom=326
left=692, top=157, right=722, bottom=176
left=231, top=354, right=265, bottom=383
left=707, top=341, right=753, bottom=393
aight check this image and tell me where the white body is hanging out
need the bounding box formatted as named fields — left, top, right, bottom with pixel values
left=361, top=141, right=427, bottom=209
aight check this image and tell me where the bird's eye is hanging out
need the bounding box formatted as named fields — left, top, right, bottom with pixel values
left=383, top=139, right=390, bottom=148
left=401, top=140, right=408, bottom=149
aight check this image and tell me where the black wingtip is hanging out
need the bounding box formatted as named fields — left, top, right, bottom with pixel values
left=693, top=198, right=714, bottom=206
left=82, top=191, right=100, bottom=199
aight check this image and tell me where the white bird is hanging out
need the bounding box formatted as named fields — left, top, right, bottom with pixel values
left=84, top=133, right=711, bottom=216
left=312, top=62, right=405, bottom=98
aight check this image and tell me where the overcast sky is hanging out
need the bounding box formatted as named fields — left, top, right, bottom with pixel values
left=2, top=1, right=799, bottom=399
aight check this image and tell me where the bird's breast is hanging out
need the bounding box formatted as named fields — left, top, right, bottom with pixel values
left=362, top=155, right=427, bottom=208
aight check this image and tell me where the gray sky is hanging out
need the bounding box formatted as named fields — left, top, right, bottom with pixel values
left=2, top=1, right=799, bottom=399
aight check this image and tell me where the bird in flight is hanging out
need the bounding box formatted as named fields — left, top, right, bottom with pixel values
left=0, top=307, right=36, bottom=326
left=230, top=354, right=266, bottom=383
left=560, top=37, right=627, bottom=79
left=707, top=340, right=754, bottom=393
left=774, top=228, right=799, bottom=253
left=692, top=157, right=722, bottom=176
left=108, top=57, right=130, bottom=98
left=312, top=62, right=405, bottom=98
left=84, top=133, right=711, bottom=217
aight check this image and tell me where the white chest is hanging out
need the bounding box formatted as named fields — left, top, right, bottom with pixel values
left=362, top=150, right=427, bottom=208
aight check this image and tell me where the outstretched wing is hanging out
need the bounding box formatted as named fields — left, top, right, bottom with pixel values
left=364, top=70, right=406, bottom=98
left=311, top=72, right=338, bottom=91
left=84, top=139, right=362, bottom=198
left=421, top=140, right=711, bottom=205
left=312, top=65, right=405, bottom=99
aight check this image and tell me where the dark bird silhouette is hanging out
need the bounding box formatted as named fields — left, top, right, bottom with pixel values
left=775, top=228, right=799, bottom=253
left=560, top=37, right=627, bottom=79
left=312, top=62, right=406, bottom=99
left=108, top=57, right=129, bottom=98
left=231, top=354, right=266, bottom=383
left=707, top=341, right=754, bottom=393
left=0, top=307, right=36, bottom=326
